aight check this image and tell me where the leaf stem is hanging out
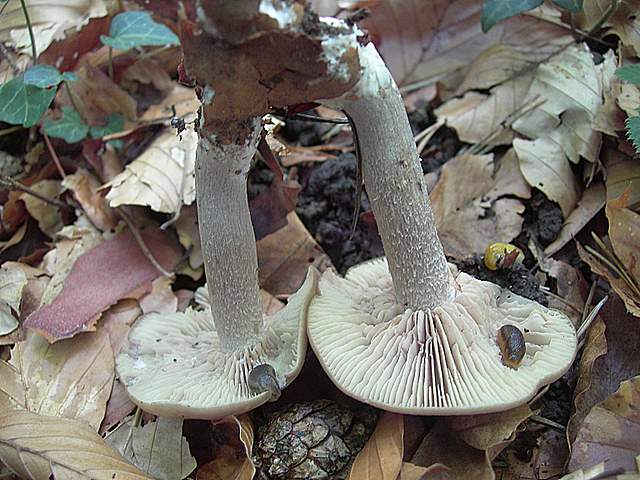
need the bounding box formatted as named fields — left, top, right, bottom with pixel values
left=0, top=125, right=24, bottom=138
left=43, top=132, right=67, bottom=178
left=18, top=0, right=37, bottom=63
left=108, top=47, right=114, bottom=80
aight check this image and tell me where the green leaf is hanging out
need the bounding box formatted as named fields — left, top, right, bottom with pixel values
left=62, top=72, right=78, bottom=82
left=0, top=76, right=56, bottom=127
left=626, top=115, right=640, bottom=153
left=615, top=65, right=640, bottom=86
left=90, top=112, right=124, bottom=138
left=552, top=0, right=583, bottom=12
left=481, top=0, right=543, bottom=32
left=23, top=65, right=63, bottom=88
left=43, top=107, right=89, bottom=143
left=100, top=11, right=179, bottom=51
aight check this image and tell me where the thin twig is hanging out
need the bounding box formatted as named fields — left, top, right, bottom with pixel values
left=287, top=112, right=350, bottom=124
left=582, top=281, right=597, bottom=324
left=530, top=414, right=566, bottom=431
left=0, top=175, right=69, bottom=209
left=117, top=207, right=173, bottom=277
left=577, top=295, right=608, bottom=341
left=0, top=125, right=23, bottom=138
left=42, top=133, right=67, bottom=178
left=18, top=0, right=37, bottom=63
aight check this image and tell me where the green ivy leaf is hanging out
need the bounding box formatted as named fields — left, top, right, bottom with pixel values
left=62, top=72, right=78, bottom=82
left=481, top=0, right=543, bottom=32
left=23, top=65, right=64, bottom=88
left=100, top=11, right=179, bottom=51
left=616, top=65, right=640, bottom=86
left=626, top=115, right=640, bottom=153
left=43, top=107, right=89, bottom=143
left=552, top=0, right=583, bottom=12
left=90, top=112, right=124, bottom=138
left=0, top=76, right=56, bottom=127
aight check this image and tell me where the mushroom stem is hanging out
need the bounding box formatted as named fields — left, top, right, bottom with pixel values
left=329, top=45, right=453, bottom=310
left=196, top=117, right=264, bottom=350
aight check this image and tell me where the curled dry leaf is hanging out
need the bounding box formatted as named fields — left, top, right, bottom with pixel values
left=348, top=412, right=404, bottom=480
left=20, top=179, right=64, bottom=238
left=0, top=0, right=109, bottom=57
left=62, top=168, right=117, bottom=232
left=569, top=376, right=640, bottom=474
left=544, top=183, right=606, bottom=257
left=429, top=151, right=530, bottom=259
left=361, top=0, right=569, bottom=89
left=105, top=127, right=196, bottom=214
left=0, top=264, right=27, bottom=335
left=25, top=229, right=180, bottom=341
left=0, top=409, right=151, bottom=480
left=0, top=327, right=114, bottom=430
left=197, top=416, right=255, bottom=480
left=108, top=416, right=197, bottom=480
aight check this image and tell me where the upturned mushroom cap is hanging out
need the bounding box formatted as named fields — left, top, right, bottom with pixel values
left=116, top=268, right=318, bottom=419
left=308, top=259, right=577, bottom=415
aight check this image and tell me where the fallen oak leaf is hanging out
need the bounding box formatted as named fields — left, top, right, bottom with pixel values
left=0, top=409, right=152, bottom=480
left=24, top=229, right=180, bottom=341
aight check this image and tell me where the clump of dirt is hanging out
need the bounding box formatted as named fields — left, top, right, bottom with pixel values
left=296, top=153, right=384, bottom=273
left=456, top=256, right=547, bottom=306
left=516, top=190, right=564, bottom=250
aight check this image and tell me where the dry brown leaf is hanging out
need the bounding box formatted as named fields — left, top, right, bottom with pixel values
left=399, top=462, right=449, bottom=479
left=122, top=58, right=175, bottom=92
left=257, top=211, right=333, bottom=297
left=607, top=200, right=640, bottom=287
left=139, top=84, right=199, bottom=126
left=175, top=204, right=203, bottom=272
left=348, top=412, right=404, bottom=480
left=444, top=404, right=533, bottom=460
left=100, top=379, right=135, bottom=435
left=429, top=152, right=529, bottom=259
left=0, top=327, right=114, bottom=430
left=0, top=0, right=109, bottom=58
left=21, top=179, right=63, bottom=238
left=139, top=276, right=178, bottom=315
left=544, top=183, right=606, bottom=257
left=578, top=0, right=640, bottom=57
left=569, top=376, right=640, bottom=474
left=604, top=149, right=640, bottom=209
left=104, top=127, right=196, bottom=214
left=544, top=259, right=586, bottom=324
left=436, top=75, right=532, bottom=146
left=0, top=264, right=27, bottom=336
left=567, top=295, right=640, bottom=443
left=0, top=409, right=151, bottom=480
left=197, top=416, right=255, bottom=480
left=361, top=0, right=569, bottom=89
left=62, top=168, right=117, bottom=232
left=108, top=416, right=197, bottom=480
left=411, top=422, right=494, bottom=480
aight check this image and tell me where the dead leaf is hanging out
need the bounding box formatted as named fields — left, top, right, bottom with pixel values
left=604, top=149, right=640, bottom=210
left=349, top=412, right=404, bottom=480
left=578, top=0, right=640, bottom=57
left=444, top=404, right=534, bottom=460
left=108, top=417, right=197, bottom=480
left=0, top=409, right=151, bottom=479
left=0, top=264, right=27, bottom=335
left=0, top=327, right=114, bottom=430
left=257, top=212, right=333, bottom=297
left=544, top=183, right=606, bottom=257
left=175, top=204, right=203, bottom=271
left=21, top=180, right=63, bottom=238
left=399, top=462, right=447, bottom=479
left=100, top=379, right=135, bottom=435
left=569, top=376, right=640, bottom=474
left=568, top=295, right=640, bottom=443
left=62, top=168, right=117, bottom=232
left=411, top=422, right=494, bottom=480
left=139, top=276, right=178, bottom=315
left=123, top=58, right=175, bottom=92
left=0, top=0, right=109, bottom=58
left=197, top=416, right=255, bottom=480
left=25, top=229, right=180, bottom=341
left=607, top=201, right=640, bottom=288
left=104, top=127, right=196, bottom=214
left=362, top=0, right=569, bottom=89
left=139, top=85, right=199, bottom=126
left=429, top=152, right=529, bottom=259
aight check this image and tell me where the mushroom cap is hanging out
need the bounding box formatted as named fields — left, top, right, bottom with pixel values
left=116, top=267, right=318, bottom=419
left=308, top=258, right=577, bottom=415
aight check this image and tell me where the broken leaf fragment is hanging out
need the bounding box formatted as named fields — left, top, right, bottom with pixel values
left=0, top=264, right=27, bottom=335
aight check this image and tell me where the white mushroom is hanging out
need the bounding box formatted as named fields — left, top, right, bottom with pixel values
left=116, top=117, right=318, bottom=419
left=308, top=20, right=577, bottom=414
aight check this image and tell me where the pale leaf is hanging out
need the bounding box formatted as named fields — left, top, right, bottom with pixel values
left=0, top=264, right=27, bottom=335
left=105, top=127, right=196, bottom=214
left=0, top=328, right=114, bottom=430
left=109, top=417, right=196, bottom=480
left=604, top=150, right=640, bottom=209
left=544, top=183, right=606, bottom=256
left=21, top=179, right=63, bottom=237
left=607, top=201, right=640, bottom=284
left=62, top=168, right=117, bottom=232
left=0, top=409, right=151, bottom=480
left=348, top=412, right=403, bottom=480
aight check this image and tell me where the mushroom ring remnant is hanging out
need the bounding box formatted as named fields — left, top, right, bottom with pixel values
left=116, top=268, right=318, bottom=419
left=308, top=258, right=577, bottom=415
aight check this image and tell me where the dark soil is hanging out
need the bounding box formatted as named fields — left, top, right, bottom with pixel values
left=513, top=190, right=564, bottom=255
left=408, top=105, right=460, bottom=173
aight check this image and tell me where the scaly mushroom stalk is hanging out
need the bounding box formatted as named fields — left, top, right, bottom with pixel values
left=196, top=117, right=264, bottom=350
left=331, top=45, right=453, bottom=310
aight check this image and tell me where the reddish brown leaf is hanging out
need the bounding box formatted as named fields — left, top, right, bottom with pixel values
left=24, top=230, right=180, bottom=341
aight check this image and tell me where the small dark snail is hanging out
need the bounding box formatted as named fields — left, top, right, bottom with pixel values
left=497, top=324, right=526, bottom=369
left=484, top=243, right=524, bottom=271
left=248, top=364, right=281, bottom=401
